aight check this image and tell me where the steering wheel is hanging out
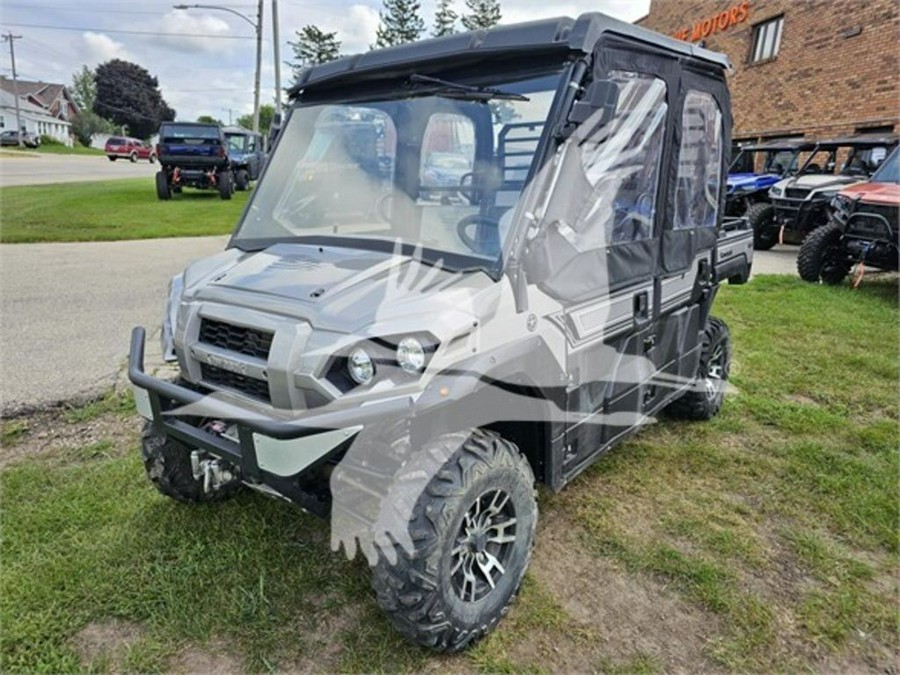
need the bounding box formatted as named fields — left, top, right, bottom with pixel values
left=457, top=214, right=499, bottom=253
left=457, top=172, right=477, bottom=205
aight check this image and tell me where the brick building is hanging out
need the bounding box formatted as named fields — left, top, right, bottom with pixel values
left=637, top=0, right=899, bottom=147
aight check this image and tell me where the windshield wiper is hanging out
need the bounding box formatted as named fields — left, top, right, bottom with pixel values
left=407, top=73, right=530, bottom=102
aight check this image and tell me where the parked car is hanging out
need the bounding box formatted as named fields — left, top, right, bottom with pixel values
left=0, top=129, right=40, bottom=148
left=797, top=145, right=900, bottom=284
left=106, top=136, right=156, bottom=163
left=752, top=135, right=898, bottom=248
left=128, top=13, right=752, bottom=652
left=154, top=122, right=232, bottom=200
left=223, top=126, right=266, bottom=191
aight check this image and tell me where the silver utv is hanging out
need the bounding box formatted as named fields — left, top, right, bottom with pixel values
left=130, top=12, right=753, bottom=652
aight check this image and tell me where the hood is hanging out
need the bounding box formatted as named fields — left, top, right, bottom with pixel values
left=727, top=172, right=779, bottom=191
left=184, top=243, right=493, bottom=334
left=839, top=181, right=900, bottom=206
left=779, top=174, right=863, bottom=193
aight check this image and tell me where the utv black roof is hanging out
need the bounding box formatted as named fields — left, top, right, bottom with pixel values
left=737, top=139, right=816, bottom=152
left=289, top=13, right=731, bottom=97
left=810, top=134, right=899, bottom=148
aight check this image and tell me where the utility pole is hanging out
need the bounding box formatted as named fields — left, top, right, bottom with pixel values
left=252, top=0, right=264, bottom=133
left=2, top=32, right=24, bottom=148
left=272, top=0, right=282, bottom=118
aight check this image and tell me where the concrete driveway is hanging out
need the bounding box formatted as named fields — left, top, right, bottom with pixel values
left=0, top=153, right=156, bottom=187
left=0, top=239, right=798, bottom=415
left=0, top=236, right=228, bottom=414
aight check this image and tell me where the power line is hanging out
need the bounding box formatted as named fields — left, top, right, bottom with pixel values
left=0, top=22, right=261, bottom=40
left=1, top=2, right=257, bottom=14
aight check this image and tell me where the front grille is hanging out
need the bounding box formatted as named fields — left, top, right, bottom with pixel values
left=200, top=363, right=271, bottom=403
left=199, top=319, right=273, bottom=360
left=785, top=188, right=809, bottom=199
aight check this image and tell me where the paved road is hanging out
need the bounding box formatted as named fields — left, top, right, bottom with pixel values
left=0, top=239, right=798, bottom=414
left=0, top=153, right=156, bottom=187
left=0, top=236, right=228, bottom=414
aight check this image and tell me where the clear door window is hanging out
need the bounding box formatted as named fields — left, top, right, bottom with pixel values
left=674, top=91, right=723, bottom=230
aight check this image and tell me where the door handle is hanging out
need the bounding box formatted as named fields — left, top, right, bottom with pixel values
left=633, top=291, right=650, bottom=327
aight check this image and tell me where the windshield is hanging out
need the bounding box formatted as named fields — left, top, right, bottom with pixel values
left=161, top=125, right=220, bottom=142
left=232, top=70, right=565, bottom=271
left=798, top=144, right=891, bottom=177
left=870, top=147, right=900, bottom=183
left=226, top=133, right=247, bottom=153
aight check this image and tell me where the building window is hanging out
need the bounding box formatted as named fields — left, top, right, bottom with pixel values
left=750, top=16, right=783, bottom=63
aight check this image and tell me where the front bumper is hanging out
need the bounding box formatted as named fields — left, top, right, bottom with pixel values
left=129, top=326, right=413, bottom=510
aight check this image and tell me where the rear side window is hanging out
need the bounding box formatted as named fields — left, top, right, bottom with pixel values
left=674, top=91, right=723, bottom=230
left=161, top=125, right=221, bottom=142
left=108, top=137, right=125, bottom=145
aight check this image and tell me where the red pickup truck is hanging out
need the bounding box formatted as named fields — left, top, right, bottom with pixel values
left=105, top=136, right=156, bottom=163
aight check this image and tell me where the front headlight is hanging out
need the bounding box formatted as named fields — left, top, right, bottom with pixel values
left=769, top=186, right=783, bottom=198
left=397, top=336, right=426, bottom=374
left=347, top=347, right=375, bottom=385
left=161, top=272, right=184, bottom=362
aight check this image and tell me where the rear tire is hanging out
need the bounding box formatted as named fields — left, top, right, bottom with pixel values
left=235, top=169, right=250, bottom=191
left=746, top=202, right=777, bottom=250
left=149, top=153, right=156, bottom=164
left=797, top=222, right=849, bottom=285
left=667, top=317, right=731, bottom=421
left=155, top=170, right=171, bottom=200
left=108, top=155, right=117, bottom=161
left=371, top=429, right=537, bottom=652
left=141, top=422, right=242, bottom=503
left=218, top=170, right=233, bottom=200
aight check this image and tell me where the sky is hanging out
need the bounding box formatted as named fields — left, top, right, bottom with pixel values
left=0, top=0, right=651, bottom=124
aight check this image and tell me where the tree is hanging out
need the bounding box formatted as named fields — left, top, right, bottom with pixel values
left=70, top=110, right=116, bottom=147
left=93, top=59, right=175, bottom=139
left=289, top=25, right=341, bottom=82
left=237, top=104, right=275, bottom=135
left=196, top=114, right=223, bottom=125
left=374, top=0, right=425, bottom=48
left=433, top=0, right=458, bottom=36
left=70, top=65, right=97, bottom=112
left=461, top=0, right=501, bottom=31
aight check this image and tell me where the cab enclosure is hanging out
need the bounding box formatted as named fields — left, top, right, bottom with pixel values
left=129, top=13, right=751, bottom=652
left=223, top=125, right=266, bottom=189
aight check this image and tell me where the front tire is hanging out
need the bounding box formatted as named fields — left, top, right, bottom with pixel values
left=130, top=151, right=138, bottom=163
left=149, top=153, right=156, bottom=164
left=141, top=422, right=241, bottom=503
left=235, top=169, right=249, bottom=191
left=746, top=202, right=778, bottom=250
left=371, top=429, right=537, bottom=652
left=797, top=222, right=849, bottom=285
left=667, top=317, right=731, bottom=421
left=108, top=155, right=117, bottom=161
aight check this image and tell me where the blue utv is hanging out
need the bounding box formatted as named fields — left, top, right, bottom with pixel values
left=726, top=140, right=814, bottom=249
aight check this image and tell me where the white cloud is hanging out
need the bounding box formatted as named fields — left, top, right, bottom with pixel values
left=156, top=10, right=236, bottom=55
left=338, top=4, right=382, bottom=54
left=81, top=32, right=132, bottom=64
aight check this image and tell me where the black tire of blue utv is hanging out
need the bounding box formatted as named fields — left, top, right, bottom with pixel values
left=371, top=429, right=537, bottom=653
left=746, top=202, right=778, bottom=250
left=667, top=317, right=731, bottom=421
left=235, top=169, right=249, bottom=191
left=155, top=170, right=171, bottom=200
left=797, top=222, right=850, bottom=285
left=141, top=421, right=241, bottom=503
left=218, top=170, right=233, bottom=200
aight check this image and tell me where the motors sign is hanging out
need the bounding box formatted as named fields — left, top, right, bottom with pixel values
left=674, top=1, right=751, bottom=43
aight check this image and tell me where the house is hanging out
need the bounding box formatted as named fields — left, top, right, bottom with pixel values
left=0, top=77, right=79, bottom=146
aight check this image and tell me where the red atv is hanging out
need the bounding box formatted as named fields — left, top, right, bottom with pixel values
left=798, top=146, right=900, bottom=284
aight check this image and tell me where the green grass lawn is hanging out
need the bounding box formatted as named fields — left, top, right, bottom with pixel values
left=0, top=178, right=248, bottom=243
left=2, top=143, right=104, bottom=156
left=1, top=276, right=897, bottom=673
